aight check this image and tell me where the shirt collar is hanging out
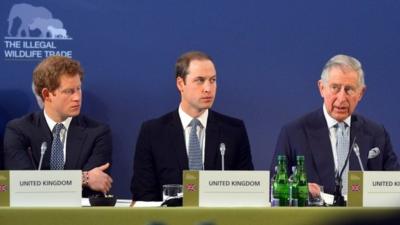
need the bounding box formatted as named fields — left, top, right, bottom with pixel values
left=323, top=104, right=351, bottom=128
left=178, top=104, right=208, bottom=129
left=43, top=109, right=72, bottom=132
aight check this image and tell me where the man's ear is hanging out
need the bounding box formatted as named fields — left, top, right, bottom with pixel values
left=176, top=77, right=185, bottom=92
left=41, top=88, right=51, bottom=102
left=359, top=85, right=367, bottom=101
left=317, top=80, right=325, bottom=98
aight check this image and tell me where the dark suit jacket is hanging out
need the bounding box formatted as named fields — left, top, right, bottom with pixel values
left=131, top=109, right=254, bottom=201
left=3, top=111, right=112, bottom=197
left=271, top=108, right=400, bottom=195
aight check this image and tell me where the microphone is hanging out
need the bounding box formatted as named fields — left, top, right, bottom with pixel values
left=38, top=142, right=47, bottom=170
left=219, top=143, right=226, bottom=171
left=333, top=136, right=356, bottom=206
left=353, top=143, right=364, bottom=172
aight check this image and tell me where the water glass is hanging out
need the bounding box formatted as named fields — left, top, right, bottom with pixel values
left=162, top=184, right=183, bottom=201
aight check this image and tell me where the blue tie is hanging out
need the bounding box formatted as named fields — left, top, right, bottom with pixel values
left=188, top=119, right=203, bottom=170
left=50, top=123, right=65, bottom=170
left=336, top=122, right=350, bottom=195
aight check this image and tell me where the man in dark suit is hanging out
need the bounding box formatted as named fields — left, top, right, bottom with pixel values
left=271, top=54, right=400, bottom=199
left=131, top=51, right=254, bottom=201
left=4, top=56, right=113, bottom=197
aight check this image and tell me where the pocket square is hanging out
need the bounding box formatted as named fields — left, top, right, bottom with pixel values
left=368, top=147, right=380, bottom=159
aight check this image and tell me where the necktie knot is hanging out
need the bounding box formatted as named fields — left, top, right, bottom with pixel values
left=189, top=118, right=201, bottom=129
left=336, top=122, right=347, bottom=136
left=53, top=123, right=64, bottom=135
left=337, top=122, right=346, bottom=130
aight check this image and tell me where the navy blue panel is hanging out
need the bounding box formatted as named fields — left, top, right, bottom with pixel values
left=1, top=0, right=400, bottom=198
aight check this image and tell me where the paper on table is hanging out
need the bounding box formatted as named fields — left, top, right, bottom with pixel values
left=115, top=199, right=133, bottom=207
left=81, top=198, right=90, bottom=207
left=321, top=192, right=334, bottom=205
left=132, top=201, right=163, bottom=207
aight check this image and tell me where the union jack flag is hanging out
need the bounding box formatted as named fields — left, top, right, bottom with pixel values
left=0, top=184, right=7, bottom=192
left=186, top=184, right=197, bottom=192
left=351, top=184, right=360, bottom=192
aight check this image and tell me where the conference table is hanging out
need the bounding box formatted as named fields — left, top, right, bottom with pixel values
left=1, top=206, right=399, bottom=225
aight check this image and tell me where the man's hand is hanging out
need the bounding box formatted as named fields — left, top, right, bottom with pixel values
left=308, top=182, right=321, bottom=198
left=86, top=163, right=113, bottom=194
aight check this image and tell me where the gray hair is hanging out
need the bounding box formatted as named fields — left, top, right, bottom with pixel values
left=321, top=54, right=365, bottom=87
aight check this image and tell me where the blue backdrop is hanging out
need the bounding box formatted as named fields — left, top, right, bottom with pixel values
left=1, top=0, right=400, bottom=199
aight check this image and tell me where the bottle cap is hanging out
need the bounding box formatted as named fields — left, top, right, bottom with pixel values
left=278, top=155, right=287, bottom=160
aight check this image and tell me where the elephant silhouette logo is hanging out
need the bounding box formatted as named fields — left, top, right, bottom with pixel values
left=47, top=26, right=68, bottom=39
left=7, top=3, right=70, bottom=39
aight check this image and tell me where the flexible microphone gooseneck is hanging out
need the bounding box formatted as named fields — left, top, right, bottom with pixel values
left=219, top=143, right=226, bottom=171
left=38, top=142, right=47, bottom=170
left=333, top=136, right=356, bottom=206
left=353, top=143, right=364, bottom=172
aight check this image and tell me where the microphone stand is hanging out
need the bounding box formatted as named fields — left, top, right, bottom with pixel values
left=353, top=143, right=364, bottom=172
left=333, top=136, right=356, bottom=206
left=220, top=143, right=226, bottom=171
left=38, top=142, right=47, bottom=170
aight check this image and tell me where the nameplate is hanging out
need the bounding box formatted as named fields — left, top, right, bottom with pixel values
left=183, top=170, right=269, bottom=207
left=0, top=170, right=81, bottom=207
left=348, top=171, right=400, bottom=207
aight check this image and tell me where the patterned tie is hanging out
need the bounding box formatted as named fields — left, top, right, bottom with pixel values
left=50, top=123, right=65, bottom=170
left=336, top=122, right=350, bottom=195
left=188, top=118, right=203, bottom=170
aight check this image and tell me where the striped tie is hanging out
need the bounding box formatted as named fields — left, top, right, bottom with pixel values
left=336, top=122, right=350, bottom=195
left=50, top=123, right=65, bottom=170
left=188, top=119, right=203, bottom=170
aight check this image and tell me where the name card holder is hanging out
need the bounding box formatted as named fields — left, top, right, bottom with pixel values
left=183, top=170, right=269, bottom=207
left=0, top=170, right=81, bottom=207
left=348, top=171, right=400, bottom=207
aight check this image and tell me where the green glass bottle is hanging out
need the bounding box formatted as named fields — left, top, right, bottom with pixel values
left=289, top=166, right=298, bottom=206
left=270, top=166, right=278, bottom=206
left=272, top=155, right=289, bottom=206
left=296, top=155, right=308, bottom=206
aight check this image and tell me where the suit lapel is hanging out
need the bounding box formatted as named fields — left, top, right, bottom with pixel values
left=307, top=109, right=336, bottom=186
left=35, top=112, right=53, bottom=169
left=169, top=111, right=188, bottom=170
left=204, top=111, right=220, bottom=170
left=64, top=116, right=87, bottom=169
